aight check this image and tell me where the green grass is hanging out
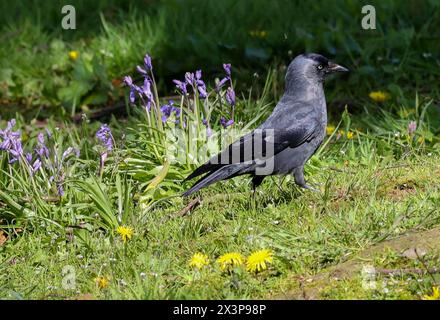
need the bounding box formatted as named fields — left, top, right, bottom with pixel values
left=1, top=0, right=439, bottom=116
left=1, top=0, right=440, bottom=300
left=318, top=248, right=440, bottom=300
left=1, top=150, right=439, bottom=299
left=1, top=87, right=439, bottom=299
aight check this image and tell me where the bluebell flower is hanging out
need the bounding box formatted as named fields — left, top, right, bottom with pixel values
left=35, top=133, right=50, bottom=159
left=96, top=124, right=113, bottom=151
left=124, top=54, right=156, bottom=111
left=206, top=127, right=213, bottom=138
left=57, top=183, right=65, bottom=197
left=8, top=139, right=23, bottom=164
left=216, top=77, right=229, bottom=92
left=96, top=125, right=113, bottom=177
left=220, top=117, right=234, bottom=128
left=133, top=78, right=153, bottom=111
left=197, top=83, right=207, bottom=99
left=190, top=70, right=207, bottom=98
left=223, top=63, right=231, bottom=76
left=62, top=147, right=80, bottom=161
left=160, top=104, right=172, bottom=122
left=0, top=119, right=23, bottom=163
left=37, top=132, right=46, bottom=146
left=136, top=65, right=148, bottom=75
left=144, top=54, right=153, bottom=71
left=142, top=79, right=152, bottom=97
left=173, top=79, right=188, bottom=95
left=45, top=128, right=52, bottom=140
left=123, top=76, right=133, bottom=86
left=202, top=118, right=213, bottom=138
left=225, top=87, right=236, bottom=106
left=173, top=106, right=181, bottom=117
left=185, top=72, right=195, bottom=85
left=123, top=76, right=138, bottom=103
left=31, top=159, right=42, bottom=174
left=161, top=101, right=181, bottom=122
left=127, top=89, right=134, bottom=103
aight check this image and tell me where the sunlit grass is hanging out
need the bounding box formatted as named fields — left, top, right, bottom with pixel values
left=0, top=0, right=440, bottom=300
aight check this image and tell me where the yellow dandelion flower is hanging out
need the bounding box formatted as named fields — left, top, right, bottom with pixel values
left=116, top=226, right=134, bottom=243
left=346, top=131, right=354, bottom=139
left=69, top=50, right=79, bottom=60
left=189, top=252, right=210, bottom=269
left=249, top=30, right=268, bottom=38
left=417, top=136, right=424, bottom=144
left=217, top=252, right=245, bottom=272
left=369, top=91, right=390, bottom=102
left=326, top=125, right=336, bottom=136
left=259, top=30, right=268, bottom=38
left=95, top=276, right=109, bottom=289
left=246, top=249, right=273, bottom=273
left=423, top=287, right=440, bottom=300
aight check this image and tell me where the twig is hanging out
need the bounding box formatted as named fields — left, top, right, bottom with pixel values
left=416, top=248, right=438, bottom=283
left=160, top=198, right=200, bottom=224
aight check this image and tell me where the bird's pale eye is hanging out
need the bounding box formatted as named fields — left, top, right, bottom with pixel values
left=317, top=64, right=324, bottom=70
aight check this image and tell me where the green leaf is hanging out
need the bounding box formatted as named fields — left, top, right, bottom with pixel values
left=145, top=160, right=170, bottom=192
left=0, top=189, right=35, bottom=218
left=73, top=178, right=118, bottom=229
left=82, top=92, right=108, bottom=105
left=57, top=80, right=93, bottom=104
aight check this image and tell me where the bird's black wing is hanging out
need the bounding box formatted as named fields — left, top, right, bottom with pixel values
left=184, top=112, right=319, bottom=181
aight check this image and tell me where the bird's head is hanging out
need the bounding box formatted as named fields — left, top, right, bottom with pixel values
left=286, top=53, right=349, bottom=86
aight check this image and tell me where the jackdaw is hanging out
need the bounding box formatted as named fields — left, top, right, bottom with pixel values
left=183, top=53, right=349, bottom=197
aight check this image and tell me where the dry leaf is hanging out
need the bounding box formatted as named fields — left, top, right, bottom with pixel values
left=0, top=230, right=7, bottom=246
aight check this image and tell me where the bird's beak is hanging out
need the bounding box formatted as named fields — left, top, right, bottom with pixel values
left=328, top=62, right=349, bottom=73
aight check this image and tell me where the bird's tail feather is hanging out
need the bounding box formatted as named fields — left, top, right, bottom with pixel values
left=183, top=163, right=222, bottom=182
left=182, top=164, right=244, bottom=197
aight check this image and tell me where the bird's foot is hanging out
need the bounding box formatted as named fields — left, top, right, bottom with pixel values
left=298, top=183, right=320, bottom=193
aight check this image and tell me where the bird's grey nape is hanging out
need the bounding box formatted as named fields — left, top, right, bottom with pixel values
left=284, top=54, right=325, bottom=94
left=284, top=53, right=348, bottom=93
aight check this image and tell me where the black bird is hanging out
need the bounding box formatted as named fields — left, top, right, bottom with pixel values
left=183, top=53, right=349, bottom=197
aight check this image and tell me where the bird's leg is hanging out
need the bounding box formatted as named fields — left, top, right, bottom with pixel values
left=251, top=186, right=257, bottom=212
left=293, top=166, right=319, bottom=192
left=252, top=183, right=257, bottom=200
left=251, top=175, right=265, bottom=197
left=250, top=176, right=262, bottom=210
